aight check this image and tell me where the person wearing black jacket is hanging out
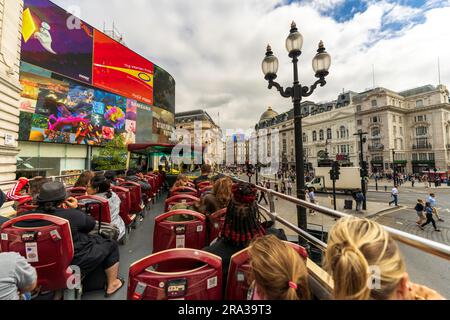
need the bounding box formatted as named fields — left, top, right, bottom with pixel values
left=18, top=182, right=124, bottom=297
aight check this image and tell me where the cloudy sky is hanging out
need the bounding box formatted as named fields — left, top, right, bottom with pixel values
left=53, top=0, right=450, bottom=131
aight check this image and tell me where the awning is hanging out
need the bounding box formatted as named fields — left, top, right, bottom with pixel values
left=128, top=143, right=206, bottom=157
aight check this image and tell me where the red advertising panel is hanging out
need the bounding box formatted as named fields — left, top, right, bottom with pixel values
left=93, top=30, right=154, bottom=105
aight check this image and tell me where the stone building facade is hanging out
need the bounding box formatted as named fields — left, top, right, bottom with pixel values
left=0, top=0, right=24, bottom=216
left=255, top=84, right=450, bottom=174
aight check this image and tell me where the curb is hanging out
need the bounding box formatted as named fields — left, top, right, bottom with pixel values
left=368, top=206, right=408, bottom=219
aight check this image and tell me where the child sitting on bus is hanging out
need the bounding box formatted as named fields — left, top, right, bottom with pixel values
left=324, top=216, right=444, bottom=300
left=248, top=235, right=310, bottom=300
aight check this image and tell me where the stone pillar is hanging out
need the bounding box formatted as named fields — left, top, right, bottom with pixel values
left=0, top=0, right=24, bottom=216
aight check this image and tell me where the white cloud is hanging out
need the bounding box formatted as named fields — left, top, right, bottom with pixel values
left=50, top=0, right=450, bottom=131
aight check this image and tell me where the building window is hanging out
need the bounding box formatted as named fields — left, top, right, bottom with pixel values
left=416, top=126, right=428, bottom=136
left=400, top=127, right=403, bottom=135
left=393, top=115, right=396, bottom=122
left=357, top=120, right=362, bottom=126
left=319, top=130, right=324, bottom=141
left=372, top=116, right=378, bottom=123
left=419, top=153, right=427, bottom=161
left=283, top=140, right=287, bottom=154
left=393, top=126, right=397, bottom=135
left=312, top=131, right=317, bottom=142
left=412, top=153, right=418, bottom=161
left=356, top=105, right=362, bottom=112
left=416, top=100, right=424, bottom=108
left=340, top=126, right=347, bottom=139
left=428, top=153, right=435, bottom=161
left=327, top=128, right=332, bottom=140
left=371, top=100, right=378, bottom=107
left=371, top=127, right=380, bottom=137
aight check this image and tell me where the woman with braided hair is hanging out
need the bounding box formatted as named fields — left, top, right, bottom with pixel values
left=204, top=182, right=284, bottom=284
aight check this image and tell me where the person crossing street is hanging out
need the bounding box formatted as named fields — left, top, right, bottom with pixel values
left=389, top=185, right=399, bottom=207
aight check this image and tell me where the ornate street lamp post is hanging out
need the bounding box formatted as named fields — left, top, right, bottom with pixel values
left=262, top=22, right=331, bottom=242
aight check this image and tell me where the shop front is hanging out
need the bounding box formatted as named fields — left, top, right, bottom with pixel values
left=394, top=160, right=408, bottom=174
left=371, top=160, right=384, bottom=174
left=412, top=160, right=436, bottom=174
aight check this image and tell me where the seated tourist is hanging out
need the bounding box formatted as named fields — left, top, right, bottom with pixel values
left=6, top=176, right=50, bottom=204
left=195, top=177, right=232, bottom=215
left=203, top=183, right=267, bottom=282
left=0, top=252, right=37, bottom=300
left=194, top=164, right=212, bottom=187
left=324, top=216, right=445, bottom=300
left=170, top=174, right=191, bottom=193
left=104, top=171, right=118, bottom=186
left=22, top=182, right=124, bottom=298
left=126, top=168, right=151, bottom=191
left=248, top=235, right=310, bottom=300
left=87, top=175, right=126, bottom=241
left=74, top=171, right=95, bottom=188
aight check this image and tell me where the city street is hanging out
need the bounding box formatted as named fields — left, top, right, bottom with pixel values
left=244, top=174, right=450, bottom=297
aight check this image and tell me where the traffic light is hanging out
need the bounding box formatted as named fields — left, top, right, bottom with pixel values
left=330, top=161, right=341, bottom=180
left=360, top=161, right=369, bottom=177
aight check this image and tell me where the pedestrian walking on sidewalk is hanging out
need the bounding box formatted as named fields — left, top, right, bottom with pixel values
left=420, top=202, right=441, bottom=232
left=415, top=199, right=426, bottom=225
left=411, top=177, right=415, bottom=188
left=308, top=188, right=317, bottom=216
left=389, top=185, right=399, bottom=207
left=355, top=190, right=364, bottom=212
left=258, top=180, right=268, bottom=205
left=427, top=193, right=444, bottom=222
left=287, top=181, right=293, bottom=196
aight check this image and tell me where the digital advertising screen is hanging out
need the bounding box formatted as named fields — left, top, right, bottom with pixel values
left=154, top=65, right=176, bottom=114
left=93, top=30, right=154, bottom=106
left=19, top=0, right=176, bottom=147
left=21, top=0, right=94, bottom=84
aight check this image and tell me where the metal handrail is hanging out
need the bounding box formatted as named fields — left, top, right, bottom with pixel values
left=231, top=176, right=450, bottom=261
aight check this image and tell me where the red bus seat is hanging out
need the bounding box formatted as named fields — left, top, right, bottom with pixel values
left=197, top=181, right=212, bottom=190
left=165, top=195, right=200, bottom=212
left=170, top=187, right=198, bottom=197
left=153, top=210, right=206, bottom=253
left=76, top=195, right=112, bottom=226
left=128, top=249, right=222, bottom=300
left=119, top=182, right=143, bottom=215
left=111, top=186, right=136, bottom=226
left=16, top=198, right=38, bottom=216
left=0, top=214, right=75, bottom=293
left=198, top=186, right=213, bottom=198
left=226, top=242, right=308, bottom=300
left=208, top=208, right=227, bottom=245
left=66, top=187, right=87, bottom=197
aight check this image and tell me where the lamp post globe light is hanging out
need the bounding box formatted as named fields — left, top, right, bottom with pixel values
left=262, top=22, right=331, bottom=244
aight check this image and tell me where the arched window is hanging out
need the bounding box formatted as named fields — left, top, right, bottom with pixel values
left=327, top=128, right=332, bottom=140
left=313, top=131, right=317, bottom=142
left=340, top=126, right=347, bottom=139
left=319, top=130, right=324, bottom=141
left=303, top=133, right=307, bottom=143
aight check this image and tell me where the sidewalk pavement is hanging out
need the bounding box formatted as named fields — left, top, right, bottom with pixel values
left=262, top=193, right=403, bottom=237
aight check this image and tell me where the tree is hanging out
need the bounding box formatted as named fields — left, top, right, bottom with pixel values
left=92, top=135, right=128, bottom=170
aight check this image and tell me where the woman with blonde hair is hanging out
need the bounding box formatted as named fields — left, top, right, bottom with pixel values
left=324, top=216, right=444, bottom=300
left=248, top=235, right=310, bottom=300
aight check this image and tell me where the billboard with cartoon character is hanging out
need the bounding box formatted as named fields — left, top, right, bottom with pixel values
left=19, top=0, right=175, bottom=146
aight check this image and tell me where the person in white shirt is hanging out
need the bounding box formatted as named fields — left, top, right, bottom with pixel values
left=427, top=193, right=444, bottom=222
left=308, top=188, right=317, bottom=215
left=389, top=185, right=399, bottom=207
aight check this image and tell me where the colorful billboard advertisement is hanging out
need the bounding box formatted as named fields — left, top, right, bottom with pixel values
left=93, top=30, right=154, bottom=105
left=154, top=65, right=176, bottom=114
left=21, top=0, right=94, bottom=84
left=19, top=62, right=143, bottom=146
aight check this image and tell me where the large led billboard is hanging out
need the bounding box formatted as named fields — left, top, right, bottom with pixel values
left=21, top=0, right=94, bottom=84
left=93, top=30, right=154, bottom=106
left=19, top=0, right=176, bottom=146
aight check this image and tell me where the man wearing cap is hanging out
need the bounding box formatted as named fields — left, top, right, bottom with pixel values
left=18, top=182, right=125, bottom=298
